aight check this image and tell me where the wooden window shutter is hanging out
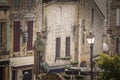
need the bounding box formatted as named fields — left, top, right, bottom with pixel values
left=66, top=37, right=70, bottom=56
left=27, top=21, right=33, bottom=50
left=56, top=38, right=61, bottom=58
left=13, top=21, right=20, bottom=52
left=116, top=9, right=120, bottom=26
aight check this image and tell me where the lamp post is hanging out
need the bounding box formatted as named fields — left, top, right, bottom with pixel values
left=86, top=31, right=95, bottom=80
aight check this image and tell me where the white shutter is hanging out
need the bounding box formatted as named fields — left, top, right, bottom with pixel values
left=116, top=9, right=120, bottom=26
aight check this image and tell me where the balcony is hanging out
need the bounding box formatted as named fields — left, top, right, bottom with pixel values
left=10, top=56, right=34, bottom=68
left=0, top=0, right=10, bottom=11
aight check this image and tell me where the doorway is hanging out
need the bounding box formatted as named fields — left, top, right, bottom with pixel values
left=22, top=69, right=32, bottom=80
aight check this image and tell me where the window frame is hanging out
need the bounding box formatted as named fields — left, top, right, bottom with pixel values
left=0, top=22, right=7, bottom=49
left=27, top=21, right=33, bottom=50
left=116, top=8, right=120, bottom=26
left=13, top=21, right=20, bottom=52
left=55, top=37, right=61, bottom=58
left=65, top=37, right=70, bottom=57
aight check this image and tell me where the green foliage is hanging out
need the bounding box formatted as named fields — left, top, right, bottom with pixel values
left=63, top=75, right=71, bottom=79
left=97, top=53, right=120, bottom=80
left=70, top=61, right=78, bottom=65
left=75, top=75, right=83, bottom=79
left=63, top=66, right=71, bottom=70
left=41, top=73, right=63, bottom=80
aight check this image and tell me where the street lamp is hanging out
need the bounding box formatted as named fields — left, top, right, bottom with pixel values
left=86, top=31, right=95, bottom=80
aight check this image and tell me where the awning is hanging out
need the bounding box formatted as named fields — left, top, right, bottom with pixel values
left=49, top=67, right=64, bottom=73
left=10, top=56, right=34, bottom=67
left=0, top=60, right=9, bottom=67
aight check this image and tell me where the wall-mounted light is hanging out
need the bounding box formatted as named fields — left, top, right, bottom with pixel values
left=23, top=31, right=28, bottom=42
left=104, top=18, right=108, bottom=27
left=20, top=25, right=24, bottom=34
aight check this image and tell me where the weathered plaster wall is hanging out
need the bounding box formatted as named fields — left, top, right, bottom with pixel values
left=79, top=0, right=104, bottom=66
left=44, top=3, right=77, bottom=66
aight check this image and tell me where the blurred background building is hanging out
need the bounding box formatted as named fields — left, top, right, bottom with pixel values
left=1, top=0, right=119, bottom=80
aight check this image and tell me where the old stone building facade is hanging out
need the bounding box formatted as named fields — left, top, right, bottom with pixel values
left=0, top=0, right=10, bottom=80
left=9, top=0, right=39, bottom=80
left=0, top=0, right=41, bottom=80
left=43, top=0, right=104, bottom=68
left=43, top=0, right=78, bottom=66
left=75, top=0, right=104, bottom=67
left=106, top=0, right=120, bottom=55
left=0, top=0, right=105, bottom=80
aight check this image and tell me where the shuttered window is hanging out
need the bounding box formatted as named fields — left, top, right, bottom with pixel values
left=13, top=21, right=20, bottom=52
left=0, top=22, right=6, bottom=48
left=116, top=38, right=120, bottom=55
left=27, top=21, right=33, bottom=50
left=66, top=37, right=70, bottom=56
left=56, top=38, right=61, bottom=58
left=116, top=8, right=120, bottom=26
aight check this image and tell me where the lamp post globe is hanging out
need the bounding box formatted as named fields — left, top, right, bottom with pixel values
left=86, top=31, right=95, bottom=80
left=86, top=31, right=95, bottom=44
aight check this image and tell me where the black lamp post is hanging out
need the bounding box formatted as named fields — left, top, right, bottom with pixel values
left=86, top=31, right=95, bottom=80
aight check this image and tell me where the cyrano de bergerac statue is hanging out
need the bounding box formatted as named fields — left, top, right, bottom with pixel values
left=34, top=32, right=49, bottom=80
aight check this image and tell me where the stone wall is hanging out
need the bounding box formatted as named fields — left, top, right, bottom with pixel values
left=44, top=3, right=77, bottom=66
left=79, top=0, right=104, bottom=67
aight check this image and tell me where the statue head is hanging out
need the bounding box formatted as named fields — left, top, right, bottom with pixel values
left=37, top=32, right=43, bottom=38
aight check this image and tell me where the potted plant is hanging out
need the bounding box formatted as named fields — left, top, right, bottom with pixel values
left=60, top=56, right=71, bottom=60
left=63, top=75, right=71, bottom=80
left=70, top=61, right=78, bottom=66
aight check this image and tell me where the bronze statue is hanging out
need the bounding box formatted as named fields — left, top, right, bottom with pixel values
left=34, top=32, right=49, bottom=80
left=34, top=32, right=45, bottom=75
